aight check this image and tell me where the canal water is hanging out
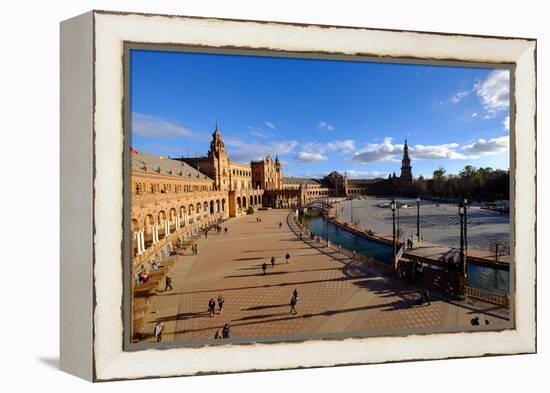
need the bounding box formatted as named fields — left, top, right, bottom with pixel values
left=302, top=214, right=509, bottom=294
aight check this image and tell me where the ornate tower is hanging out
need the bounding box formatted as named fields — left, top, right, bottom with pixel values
left=275, top=155, right=283, bottom=190
left=400, top=139, right=413, bottom=186
left=208, top=122, right=230, bottom=190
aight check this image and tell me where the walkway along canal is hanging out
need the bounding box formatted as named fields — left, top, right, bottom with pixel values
left=301, top=213, right=509, bottom=296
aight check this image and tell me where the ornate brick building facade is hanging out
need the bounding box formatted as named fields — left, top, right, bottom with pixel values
left=131, top=129, right=414, bottom=270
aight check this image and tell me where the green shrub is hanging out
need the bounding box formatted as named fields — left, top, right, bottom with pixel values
left=247, top=206, right=255, bottom=214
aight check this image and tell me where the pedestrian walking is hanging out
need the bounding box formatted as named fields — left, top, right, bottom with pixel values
left=262, top=262, right=267, bottom=274
left=279, top=222, right=282, bottom=228
left=299, top=232, right=302, bottom=240
left=208, top=298, right=216, bottom=316
left=224, top=227, right=228, bottom=234
left=423, top=290, right=431, bottom=306
left=214, top=329, right=221, bottom=339
left=164, top=276, right=173, bottom=292
left=293, top=288, right=298, bottom=300
left=222, top=323, right=230, bottom=338
left=352, top=250, right=356, bottom=259
left=271, top=256, right=275, bottom=267
left=205, top=230, right=208, bottom=239
left=195, top=244, right=199, bottom=255
left=217, top=295, right=225, bottom=314
left=285, top=253, right=290, bottom=264
left=154, top=322, right=164, bottom=342
left=290, top=295, right=298, bottom=314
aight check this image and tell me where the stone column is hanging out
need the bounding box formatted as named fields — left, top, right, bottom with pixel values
left=152, top=225, right=158, bottom=244
left=135, top=231, right=142, bottom=255
left=140, top=230, right=145, bottom=253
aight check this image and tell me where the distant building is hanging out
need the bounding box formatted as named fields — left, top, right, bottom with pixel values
left=130, top=127, right=415, bottom=269
left=284, top=140, right=415, bottom=197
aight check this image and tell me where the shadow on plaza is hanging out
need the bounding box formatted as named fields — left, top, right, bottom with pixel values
left=243, top=247, right=312, bottom=253
left=169, top=297, right=424, bottom=337
left=224, top=271, right=290, bottom=278
left=153, top=310, right=210, bottom=323
left=241, top=303, right=288, bottom=311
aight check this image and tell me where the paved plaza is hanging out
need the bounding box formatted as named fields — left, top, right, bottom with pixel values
left=140, top=209, right=509, bottom=343
left=338, top=197, right=510, bottom=252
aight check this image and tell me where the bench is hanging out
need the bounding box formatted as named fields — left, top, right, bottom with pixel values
left=133, top=279, right=160, bottom=296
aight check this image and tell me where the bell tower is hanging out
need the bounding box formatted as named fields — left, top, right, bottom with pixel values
left=208, top=121, right=230, bottom=190
left=400, top=139, right=413, bottom=186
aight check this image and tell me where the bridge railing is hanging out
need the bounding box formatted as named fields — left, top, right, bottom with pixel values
left=465, top=286, right=509, bottom=307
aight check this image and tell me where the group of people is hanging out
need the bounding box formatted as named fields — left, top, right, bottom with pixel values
left=191, top=243, right=199, bottom=255
left=255, top=217, right=262, bottom=223
left=444, top=255, right=465, bottom=274
left=208, top=295, right=225, bottom=316
left=154, top=321, right=164, bottom=342
left=397, top=258, right=424, bottom=284
left=470, top=316, right=490, bottom=326
left=414, top=289, right=431, bottom=306
left=214, top=323, right=231, bottom=339
left=261, top=253, right=291, bottom=274
left=137, top=264, right=149, bottom=284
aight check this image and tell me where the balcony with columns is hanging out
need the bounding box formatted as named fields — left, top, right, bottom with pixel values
left=132, top=210, right=226, bottom=270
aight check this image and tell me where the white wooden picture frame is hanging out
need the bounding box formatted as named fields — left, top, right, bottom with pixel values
left=60, top=10, right=536, bottom=381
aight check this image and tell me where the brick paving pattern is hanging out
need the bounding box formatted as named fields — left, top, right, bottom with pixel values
left=140, top=209, right=509, bottom=343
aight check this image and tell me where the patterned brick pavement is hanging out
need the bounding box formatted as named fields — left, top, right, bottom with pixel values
left=140, top=209, right=509, bottom=343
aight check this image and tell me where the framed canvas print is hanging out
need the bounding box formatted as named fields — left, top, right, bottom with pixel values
left=60, top=10, right=537, bottom=381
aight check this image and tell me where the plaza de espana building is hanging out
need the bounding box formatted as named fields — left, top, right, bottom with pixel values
left=130, top=125, right=414, bottom=269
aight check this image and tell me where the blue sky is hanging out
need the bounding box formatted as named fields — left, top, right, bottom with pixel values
left=130, top=49, right=510, bottom=179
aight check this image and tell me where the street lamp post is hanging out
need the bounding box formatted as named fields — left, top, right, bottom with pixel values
left=350, top=197, right=353, bottom=224
left=458, top=203, right=467, bottom=298
left=396, top=200, right=400, bottom=240
left=416, top=196, right=421, bottom=242
left=463, top=198, right=468, bottom=252
left=391, top=199, right=396, bottom=269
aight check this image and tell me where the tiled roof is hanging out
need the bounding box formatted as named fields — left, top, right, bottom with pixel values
left=131, top=150, right=212, bottom=180
left=283, top=177, right=321, bottom=185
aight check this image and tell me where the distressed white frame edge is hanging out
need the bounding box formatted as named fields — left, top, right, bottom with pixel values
left=60, top=11, right=94, bottom=381
left=62, top=11, right=536, bottom=381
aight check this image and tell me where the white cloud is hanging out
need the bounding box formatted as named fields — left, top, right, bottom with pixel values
left=326, top=139, right=356, bottom=153
left=295, top=140, right=356, bottom=162
left=317, top=121, right=335, bottom=131
left=351, top=137, right=478, bottom=163
left=503, top=115, right=510, bottom=131
left=451, top=90, right=469, bottom=104
left=474, top=70, right=510, bottom=117
left=295, top=151, right=328, bottom=162
left=265, top=121, right=276, bottom=130
left=461, top=136, right=509, bottom=155
left=471, top=113, right=478, bottom=118
left=225, top=137, right=298, bottom=162
left=411, top=143, right=475, bottom=160
left=351, top=137, right=403, bottom=163
left=132, top=113, right=200, bottom=138
left=345, top=170, right=389, bottom=179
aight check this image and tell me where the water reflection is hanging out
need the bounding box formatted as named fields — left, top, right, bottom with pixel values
left=302, top=214, right=509, bottom=294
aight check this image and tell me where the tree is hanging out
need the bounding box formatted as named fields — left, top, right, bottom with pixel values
left=413, top=175, right=427, bottom=195
left=432, top=167, right=447, bottom=198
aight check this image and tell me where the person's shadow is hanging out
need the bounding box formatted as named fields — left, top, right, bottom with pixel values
left=37, top=357, right=59, bottom=370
